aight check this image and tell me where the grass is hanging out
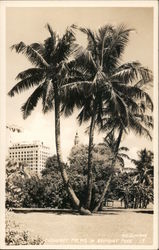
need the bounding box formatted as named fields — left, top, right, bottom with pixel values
left=6, top=209, right=153, bottom=245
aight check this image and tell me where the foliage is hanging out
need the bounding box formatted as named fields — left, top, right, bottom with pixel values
left=6, top=157, right=71, bottom=209
left=109, top=149, right=154, bottom=209
left=8, top=25, right=77, bottom=117
left=6, top=147, right=153, bottom=210
left=61, top=24, right=153, bottom=209
left=6, top=212, right=45, bottom=245
left=8, top=23, right=153, bottom=213
left=8, top=23, right=87, bottom=213
left=68, top=143, right=115, bottom=209
left=6, top=160, right=32, bottom=208
left=132, top=148, right=154, bottom=186
left=41, top=156, right=71, bottom=208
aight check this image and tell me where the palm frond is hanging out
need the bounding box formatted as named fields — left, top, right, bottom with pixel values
left=16, top=68, right=45, bottom=80
left=96, top=24, right=114, bottom=67
left=77, top=100, right=93, bottom=125
left=61, top=81, right=92, bottom=118
left=118, top=153, right=131, bottom=160
left=129, top=113, right=152, bottom=140
left=102, top=24, right=133, bottom=72
left=78, top=27, right=98, bottom=61
left=118, top=146, right=129, bottom=152
left=101, top=116, right=121, bottom=133
left=111, top=61, right=153, bottom=84
left=67, top=60, right=92, bottom=82
left=107, top=88, right=129, bottom=128
left=44, top=23, right=58, bottom=62
left=21, top=84, right=44, bottom=119
left=61, top=80, right=93, bottom=95
left=112, top=82, right=153, bottom=112
left=116, top=156, right=125, bottom=168
left=8, top=74, right=44, bottom=97
left=131, top=87, right=153, bottom=111
left=46, top=23, right=54, bottom=38
left=112, top=24, right=133, bottom=56
left=74, top=45, right=97, bottom=73
left=30, top=42, right=45, bottom=54
left=111, top=61, right=140, bottom=83
left=11, top=42, right=49, bottom=67
left=134, top=114, right=153, bottom=129
left=54, top=28, right=76, bottom=63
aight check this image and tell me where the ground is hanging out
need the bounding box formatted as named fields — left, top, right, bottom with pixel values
left=7, top=209, right=153, bottom=246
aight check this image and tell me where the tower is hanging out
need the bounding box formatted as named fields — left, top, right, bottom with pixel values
left=74, top=132, right=79, bottom=146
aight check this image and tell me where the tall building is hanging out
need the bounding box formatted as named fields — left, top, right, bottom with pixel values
left=74, top=132, right=79, bottom=146
left=8, top=141, right=50, bottom=174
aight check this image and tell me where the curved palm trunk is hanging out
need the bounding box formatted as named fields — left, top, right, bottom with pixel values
left=85, top=114, right=96, bottom=209
left=92, top=129, right=123, bottom=212
left=93, top=175, right=112, bottom=212
left=54, top=85, right=91, bottom=215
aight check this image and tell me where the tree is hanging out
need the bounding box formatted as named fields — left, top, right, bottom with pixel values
left=68, top=142, right=118, bottom=210
left=111, top=149, right=154, bottom=209
left=93, top=106, right=153, bottom=212
left=41, top=156, right=71, bottom=209
left=132, top=149, right=153, bottom=186
left=6, top=159, right=32, bottom=208
left=131, top=149, right=154, bottom=208
left=62, top=24, right=153, bottom=209
left=92, top=132, right=130, bottom=212
left=8, top=24, right=91, bottom=214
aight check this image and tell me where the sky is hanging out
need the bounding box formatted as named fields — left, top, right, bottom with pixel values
left=6, top=6, right=154, bottom=164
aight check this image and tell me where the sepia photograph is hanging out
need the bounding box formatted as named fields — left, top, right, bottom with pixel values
left=0, top=1, right=158, bottom=249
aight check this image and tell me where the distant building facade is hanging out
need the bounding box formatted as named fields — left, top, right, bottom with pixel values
left=9, top=141, right=50, bottom=174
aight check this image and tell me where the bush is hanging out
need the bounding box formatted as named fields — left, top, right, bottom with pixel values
left=5, top=212, right=45, bottom=245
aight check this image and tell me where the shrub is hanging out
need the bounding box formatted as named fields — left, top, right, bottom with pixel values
left=5, top=212, right=45, bottom=245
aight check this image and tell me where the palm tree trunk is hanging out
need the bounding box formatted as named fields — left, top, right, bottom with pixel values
left=54, top=84, right=91, bottom=215
left=93, top=174, right=112, bottom=212
left=85, top=114, right=96, bottom=209
left=92, top=129, right=123, bottom=212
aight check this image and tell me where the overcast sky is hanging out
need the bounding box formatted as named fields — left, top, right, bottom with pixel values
left=6, top=7, right=154, bottom=164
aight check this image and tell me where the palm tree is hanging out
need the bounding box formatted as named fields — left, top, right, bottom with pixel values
left=131, top=148, right=154, bottom=208
left=8, top=24, right=91, bottom=215
left=92, top=100, right=153, bottom=212
left=61, top=24, right=153, bottom=209
left=92, top=129, right=123, bottom=212
left=132, top=149, right=153, bottom=185
left=116, top=173, right=134, bottom=209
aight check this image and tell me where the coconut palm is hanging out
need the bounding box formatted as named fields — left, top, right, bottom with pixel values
left=132, top=148, right=154, bottom=185
left=92, top=129, right=124, bottom=212
left=61, top=24, right=153, bottom=209
left=115, top=161, right=153, bottom=209
left=131, top=148, right=154, bottom=208
left=92, top=101, right=153, bottom=212
left=114, top=149, right=153, bottom=209
left=8, top=24, right=91, bottom=215
left=98, top=132, right=131, bottom=170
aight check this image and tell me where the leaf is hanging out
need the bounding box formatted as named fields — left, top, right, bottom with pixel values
left=11, top=42, right=49, bottom=68
left=8, top=73, right=44, bottom=97
left=53, top=28, right=76, bottom=63
left=111, top=61, right=153, bottom=85
left=16, top=68, right=45, bottom=80
left=21, top=84, right=44, bottom=119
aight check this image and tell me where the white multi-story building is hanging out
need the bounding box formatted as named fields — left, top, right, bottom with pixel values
left=8, top=141, right=50, bottom=174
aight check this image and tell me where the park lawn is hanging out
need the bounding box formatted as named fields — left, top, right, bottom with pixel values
left=7, top=210, right=153, bottom=245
